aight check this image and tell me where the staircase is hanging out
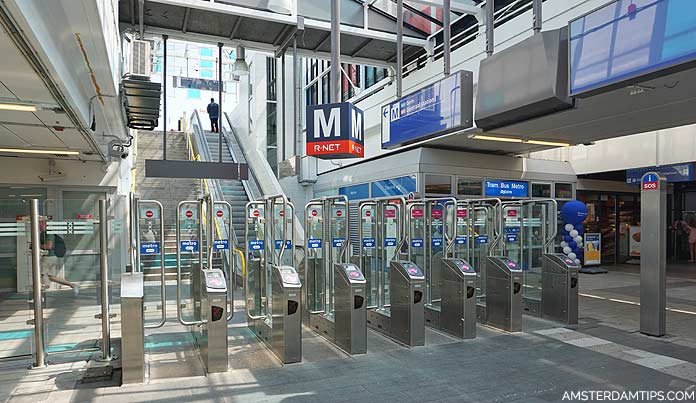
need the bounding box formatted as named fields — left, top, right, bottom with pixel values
left=203, top=130, right=250, bottom=245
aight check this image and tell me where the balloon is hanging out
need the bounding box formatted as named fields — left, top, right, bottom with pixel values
left=568, top=253, right=577, bottom=260
left=574, top=236, right=583, bottom=244
left=563, top=235, right=572, bottom=243
left=561, top=200, right=589, bottom=225
left=574, top=258, right=581, bottom=265
left=569, top=241, right=577, bottom=249
left=563, top=246, right=572, bottom=254
left=560, top=241, right=568, bottom=248
left=570, top=230, right=579, bottom=238
left=575, top=224, right=584, bottom=233
left=573, top=247, right=582, bottom=255
left=565, top=223, right=575, bottom=232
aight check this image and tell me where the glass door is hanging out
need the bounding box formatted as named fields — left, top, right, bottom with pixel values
left=305, top=203, right=324, bottom=314
left=359, top=204, right=377, bottom=308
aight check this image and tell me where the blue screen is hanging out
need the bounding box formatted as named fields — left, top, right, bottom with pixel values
left=371, top=176, right=417, bottom=198
left=570, top=0, right=696, bottom=95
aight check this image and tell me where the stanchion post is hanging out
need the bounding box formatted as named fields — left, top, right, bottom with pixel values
left=30, top=199, right=46, bottom=368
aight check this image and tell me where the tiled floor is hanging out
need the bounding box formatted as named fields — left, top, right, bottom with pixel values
left=0, top=267, right=694, bottom=403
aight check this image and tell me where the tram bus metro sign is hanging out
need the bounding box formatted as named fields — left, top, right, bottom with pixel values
left=306, top=102, right=364, bottom=159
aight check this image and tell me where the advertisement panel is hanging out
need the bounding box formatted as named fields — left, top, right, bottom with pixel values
left=584, top=233, right=602, bottom=265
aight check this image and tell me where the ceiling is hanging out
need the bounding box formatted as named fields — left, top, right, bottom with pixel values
left=0, top=26, right=101, bottom=161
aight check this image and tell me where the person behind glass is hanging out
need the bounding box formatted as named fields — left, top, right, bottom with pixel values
left=207, top=98, right=219, bottom=133
left=685, top=217, right=696, bottom=263
left=39, top=219, right=79, bottom=295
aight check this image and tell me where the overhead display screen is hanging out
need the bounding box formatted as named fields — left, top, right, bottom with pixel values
left=569, top=0, right=696, bottom=96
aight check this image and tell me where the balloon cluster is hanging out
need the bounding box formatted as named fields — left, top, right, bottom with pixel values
left=559, top=200, right=588, bottom=266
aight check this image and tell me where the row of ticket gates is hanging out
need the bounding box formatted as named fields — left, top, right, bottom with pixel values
left=121, top=193, right=579, bottom=382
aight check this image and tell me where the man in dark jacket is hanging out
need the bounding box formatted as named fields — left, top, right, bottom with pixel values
left=207, top=98, right=219, bottom=133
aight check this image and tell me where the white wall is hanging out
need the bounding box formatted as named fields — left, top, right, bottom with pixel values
left=530, top=125, right=696, bottom=174
left=0, top=157, right=130, bottom=190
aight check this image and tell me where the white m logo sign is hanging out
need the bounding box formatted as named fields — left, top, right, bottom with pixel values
left=313, top=107, right=341, bottom=139
left=351, top=108, right=362, bottom=141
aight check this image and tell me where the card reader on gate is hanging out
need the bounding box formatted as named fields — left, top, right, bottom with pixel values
left=203, top=269, right=227, bottom=290
left=496, top=257, right=522, bottom=272
left=278, top=266, right=302, bottom=287
left=336, top=263, right=366, bottom=282
left=445, top=258, right=476, bottom=274
left=393, top=260, right=425, bottom=279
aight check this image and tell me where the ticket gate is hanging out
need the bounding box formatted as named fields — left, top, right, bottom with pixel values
left=500, top=200, right=557, bottom=316
left=485, top=256, right=523, bottom=332
left=304, top=196, right=367, bottom=355
left=541, top=253, right=579, bottom=325
left=359, top=197, right=425, bottom=347
left=439, top=258, right=477, bottom=339
left=406, top=198, right=477, bottom=339
left=199, top=268, right=228, bottom=373
left=245, top=194, right=303, bottom=364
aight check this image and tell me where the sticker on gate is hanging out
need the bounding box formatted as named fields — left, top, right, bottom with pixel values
left=249, top=208, right=264, bottom=218
left=431, top=209, right=443, bottom=219
left=307, top=238, right=322, bottom=249
left=476, top=235, right=489, bottom=244
left=411, top=238, right=424, bottom=248
left=140, top=242, right=160, bottom=255
left=214, top=239, right=230, bottom=250
left=457, top=209, right=467, bottom=218
left=432, top=238, right=443, bottom=247
left=362, top=238, right=375, bottom=248
left=248, top=239, right=265, bottom=251
left=384, top=237, right=397, bottom=247
left=384, top=209, right=396, bottom=219
left=506, top=234, right=518, bottom=243
left=411, top=209, right=424, bottom=219
left=180, top=240, right=199, bottom=252
left=455, top=236, right=467, bottom=245
left=275, top=240, right=292, bottom=250
left=332, top=238, right=345, bottom=247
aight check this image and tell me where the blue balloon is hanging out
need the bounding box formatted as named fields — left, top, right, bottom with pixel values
left=573, top=247, right=582, bottom=255
left=575, top=223, right=584, bottom=233
left=569, top=240, right=577, bottom=249
left=561, top=200, right=589, bottom=226
left=563, top=235, right=572, bottom=243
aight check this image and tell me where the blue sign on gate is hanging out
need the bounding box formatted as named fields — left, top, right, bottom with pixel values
left=411, top=239, right=424, bottom=248
left=180, top=240, right=199, bottom=252
left=140, top=242, right=160, bottom=255
left=362, top=238, right=376, bottom=248
left=384, top=238, right=397, bottom=247
left=432, top=238, right=443, bottom=247
left=275, top=240, right=292, bottom=250
left=332, top=238, right=345, bottom=248
left=248, top=239, right=265, bottom=251
left=476, top=235, right=489, bottom=244
left=455, top=236, right=467, bottom=245
left=214, top=239, right=229, bottom=250
left=381, top=71, right=472, bottom=149
left=307, top=238, right=322, bottom=249
left=506, top=234, right=519, bottom=243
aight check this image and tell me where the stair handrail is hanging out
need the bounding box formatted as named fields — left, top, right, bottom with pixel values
left=219, top=115, right=262, bottom=200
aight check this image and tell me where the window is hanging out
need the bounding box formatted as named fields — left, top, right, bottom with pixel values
left=199, top=48, right=213, bottom=57
left=339, top=183, right=370, bottom=200
left=187, top=88, right=200, bottom=99
left=199, top=60, right=213, bottom=69
left=371, top=176, right=417, bottom=198
left=200, top=69, right=213, bottom=79
left=457, top=178, right=482, bottom=196
left=532, top=183, right=552, bottom=198
left=425, top=174, right=452, bottom=195
left=555, top=183, right=573, bottom=199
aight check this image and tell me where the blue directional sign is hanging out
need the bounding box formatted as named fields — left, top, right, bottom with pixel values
left=140, top=242, right=160, bottom=255
left=248, top=239, right=265, bottom=251
left=307, top=238, right=322, bottom=249
left=384, top=237, right=397, bottom=247
left=476, top=235, right=489, bottom=244
left=432, top=238, right=443, bottom=247
left=627, top=163, right=693, bottom=185
left=455, top=236, right=467, bottom=245
left=411, top=239, right=424, bottom=248
left=506, top=234, right=519, bottom=243
left=362, top=237, right=376, bottom=248
left=505, top=227, right=521, bottom=233
left=275, top=240, right=292, bottom=250
left=381, top=70, right=472, bottom=149
left=180, top=240, right=199, bottom=252
left=485, top=180, right=529, bottom=198
left=332, top=238, right=345, bottom=248
left=214, top=239, right=229, bottom=250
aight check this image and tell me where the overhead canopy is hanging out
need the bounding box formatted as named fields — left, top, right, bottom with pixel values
left=119, top=0, right=438, bottom=67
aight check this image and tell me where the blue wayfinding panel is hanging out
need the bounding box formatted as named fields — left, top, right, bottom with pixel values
left=140, top=242, right=160, bottom=255
left=362, top=238, right=376, bottom=248
left=570, top=0, right=696, bottom=96
left=484, top=180, right=529, bottom=197
left=381, top=70, right=473, bottom=149
left=213, top=240, right=229, bottom=250
left=275, top=240, right=292, bottom=250
left=506, top=234, right=519, bottom=243
left=308, top=239, right=322, bottom=249
left=626, top=163, right=693, bottom=184
left=180, top=240, right=199, bottom=252
left=248, top=239, right=265, bottom=251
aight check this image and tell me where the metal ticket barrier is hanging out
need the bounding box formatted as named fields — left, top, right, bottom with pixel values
left=485, top=256, right=523, bottom=332
left=245, top=194, right=302, bottom=364
left=304, top=196, right=367, bottom=355
left=175, top=195, right=231, bottom=373
left=541, top=253, right=578, bottom=325
left=359, top=197, right=425, bottom=347
left=439, top=258, right=477, bottom=339
left=133, top=199, right=166, bottom=328
left=120, top=272, right=145, bottom=384
left=500, top=199, right=557, bottom=316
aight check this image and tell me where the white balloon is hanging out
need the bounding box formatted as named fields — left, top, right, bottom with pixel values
left=569, top=230, right=579, bottom=238
left=565, top=224, right=574, bottom=232
left=574, top=258, right=581, bottom=265
left=560, top=241, right=568, bottom=248
left=574, top=236, right=583, bottom=244
left=568, top=253, right=577, bottom=260
left=563, top=246, right=572, bottom=254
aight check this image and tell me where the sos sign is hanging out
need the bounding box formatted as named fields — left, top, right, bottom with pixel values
left=641, top=173, right=660, bottom=191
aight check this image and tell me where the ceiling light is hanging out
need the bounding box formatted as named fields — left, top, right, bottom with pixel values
left=233, top=46, right=249, bottom=76
left=525, top=139, right=572, bottom=147
left=0, top=148, right=80, bottom=155
left=0, top=103, right=37, bottom=112
left=471, top=134, right=524, bottom=143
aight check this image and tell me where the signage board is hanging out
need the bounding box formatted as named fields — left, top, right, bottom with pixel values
left=213, top=239, right=229, bottom=250
left=476, top=235, right=489, bottom=244
left=484, top=180, right=529, bottom=198
left=627, top=163, right=693, bottom=185
left=384, top=237, right=397, bottom=247
left=306, top=102, right=364, bottom=159
left=569, top=0, right=696, bottom=97
left=332, top=238, right=345, bottom=247
left=584, top=233, right=601, bottom=265
left=140, top=242, right=160, bottom=255
left=432, top=238, right=443, bottom=247
left=362, top=238, right=375, bottom=248
left=307, top=238, right=322, bottom=249
left=180, top=240, right=199, bottom=252
left=455, top=236, right=467, bottom=245
left=411, top=239, right=424, bottom=248
left=641, top=173, right=659, bottom=191
left=381, top=70, right=473, bottom=149
left=274, top=240, right=292, bottom=250
left=506, top=234, right=518, bottom=243
left=248, top=239, right=265, bottom=250
left=339, top=183, right=369, bottom=200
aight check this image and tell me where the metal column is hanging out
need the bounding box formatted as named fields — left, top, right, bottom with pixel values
left=485, top=0, right=494, bottom=56
left=218, top=42, right=223, bottom=162
left=533, top=0, right=542, bottom=33
left=162, top=34, right=168, bottom=159
left=640, top=172, right=667, bottom=337
left=443, top=0, right=451, bottom=76
left=98, top=200, right=112, bottom=361
left=396, top=0, right=403, bottom=97
left=330, top=0, right=341, bottom=103
left=30, top=199, right=46, bottom=368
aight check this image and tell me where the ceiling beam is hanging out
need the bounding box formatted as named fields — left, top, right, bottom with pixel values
left=181, top=7, right=191, bottom=33
left=130, top=0, right=136, bottom=25
left=313, top=33, right=331, bottom=51
left=273, top=25, right=292, bottom=46
left=228, top=16, right=242, bottom=39
left=351, top=38, right=372, bottom=57
left=406, top=0, right=483, bottom=20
